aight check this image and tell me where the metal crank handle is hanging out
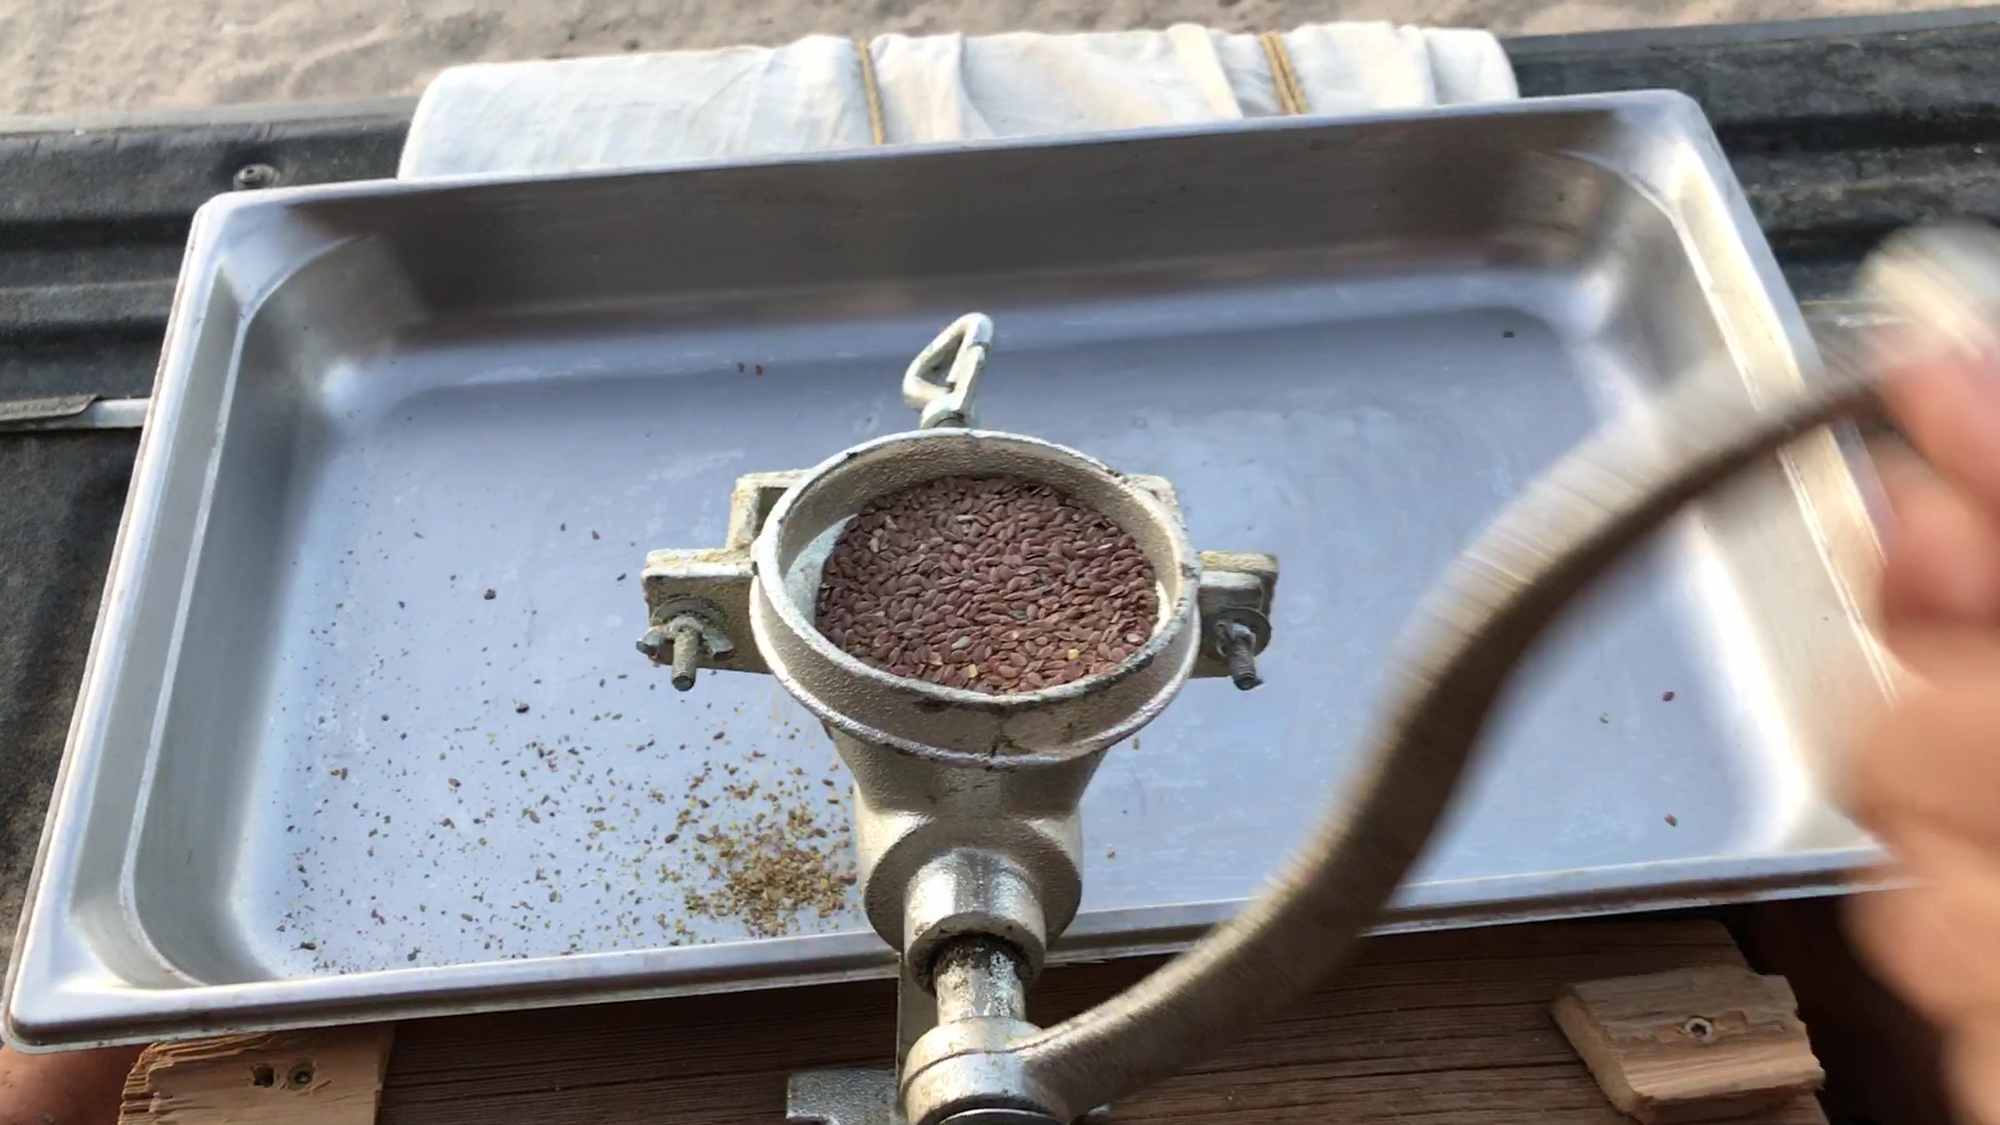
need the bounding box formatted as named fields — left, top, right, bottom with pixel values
left=964, top=364, right=1872, bottom=1112
left=965, top=366, right=1880, bottom=1122
left=904, top=223, right=2000, bottom=1125
left=904, top=363, right=1881, bottom=1123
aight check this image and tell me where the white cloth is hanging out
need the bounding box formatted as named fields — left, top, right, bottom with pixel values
left=399, top=23, right=1516, bottom=179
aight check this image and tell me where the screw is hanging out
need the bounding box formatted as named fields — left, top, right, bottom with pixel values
left=1681, top=1016, right=1715, bottom=1041
left=1214, top=620, right=1262, bottom=691
left=232, top=163, right=279, bottom=190
left=667, top=616, right=705, bottom=692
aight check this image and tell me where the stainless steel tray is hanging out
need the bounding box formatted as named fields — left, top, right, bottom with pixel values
left=7, top=92, right=1893, bottom=1047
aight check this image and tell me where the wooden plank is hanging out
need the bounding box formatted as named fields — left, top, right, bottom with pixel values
left=374, top=918, right=1825, bottom=1124
left=1552, top=966, right=1824, bottom=1123
left=119, top=1024, right=393, bottom=1124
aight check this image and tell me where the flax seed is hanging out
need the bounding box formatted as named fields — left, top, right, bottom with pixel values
left=815, top=475, right=1157, bottom=694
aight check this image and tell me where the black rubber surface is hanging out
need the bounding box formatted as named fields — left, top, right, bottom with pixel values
left=1513, top=10, right=2000, bottom=297
left=0, top=435, right=137, bottom=949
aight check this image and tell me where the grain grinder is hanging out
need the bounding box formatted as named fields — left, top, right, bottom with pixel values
left=631, top=216, right=1993, bottom=1125
left=638, top=313, right=1278, bottom=1121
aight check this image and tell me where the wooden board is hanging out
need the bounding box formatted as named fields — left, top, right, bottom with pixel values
left=375, top=918, right=1827, bottom=1124
left=120, top=1025, right=393, bottom=1124
left=1552, top=966, right=1823, bottom=1122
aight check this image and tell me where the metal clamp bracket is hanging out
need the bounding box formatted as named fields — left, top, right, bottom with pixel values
left=1194, top=552, right=1278, bottom=688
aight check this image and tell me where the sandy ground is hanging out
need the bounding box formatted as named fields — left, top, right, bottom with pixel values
left=0, top=0, right=1977, bottom=117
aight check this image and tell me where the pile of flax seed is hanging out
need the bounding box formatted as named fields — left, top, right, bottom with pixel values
left=814, top=475, right=1157, bottom=694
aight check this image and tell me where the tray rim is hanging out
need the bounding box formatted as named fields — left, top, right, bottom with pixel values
left=4, top=89, right=1889, bottom=1049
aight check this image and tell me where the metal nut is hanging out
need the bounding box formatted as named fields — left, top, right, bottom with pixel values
left=232, top=163, right=279, bottom=190
left=1207, top=610, right=1270, bottom=692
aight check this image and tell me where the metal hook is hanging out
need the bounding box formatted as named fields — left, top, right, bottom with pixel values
left=902, top=313, right=994, bottom=430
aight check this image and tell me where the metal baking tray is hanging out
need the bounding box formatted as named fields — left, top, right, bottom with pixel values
left=7, top=92, right=1892, bottom=1047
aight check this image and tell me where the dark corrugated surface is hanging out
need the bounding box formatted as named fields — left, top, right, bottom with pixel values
left=0, top=104, right=408, bottom=397
left=1513, top=17, right=2000, bottom=296
left=0, top=433, right=137, bottom=944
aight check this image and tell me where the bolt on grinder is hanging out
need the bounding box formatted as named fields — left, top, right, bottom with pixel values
left=636, top=226, right=2000, bottom=1125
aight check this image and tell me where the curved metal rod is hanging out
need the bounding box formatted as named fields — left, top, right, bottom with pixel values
left=1008, top=365, right=1881, bottom=1119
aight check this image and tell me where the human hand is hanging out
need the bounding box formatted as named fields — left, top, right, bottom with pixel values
left=0, top=1043, right=138, bottom=1125
left=1847, top=348, right=2000, bottom=1125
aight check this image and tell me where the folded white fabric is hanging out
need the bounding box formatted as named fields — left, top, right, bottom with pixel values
left=399, top=22, right=1516, bottom=179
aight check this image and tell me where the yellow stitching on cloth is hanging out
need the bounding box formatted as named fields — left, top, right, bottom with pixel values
left=854, top=36, right=887, bottom=144
left=1259, top=31, right=1308, bottom=115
